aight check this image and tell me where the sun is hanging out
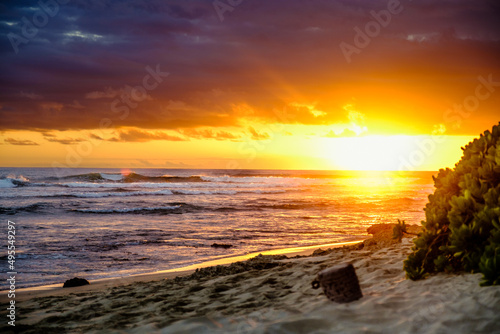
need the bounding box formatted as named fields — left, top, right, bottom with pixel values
left=323, top=135, right=417, bottom=171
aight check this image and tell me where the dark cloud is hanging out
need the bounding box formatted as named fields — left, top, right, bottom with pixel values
left=43, top=134, right=87, bottom=145
left=89, top=133, right=104, bottom=140
left=1, top=0, right=499, bottom=135
left=4, top=137, right=39, bottom=145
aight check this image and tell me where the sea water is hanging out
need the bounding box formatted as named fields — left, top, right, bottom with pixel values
left=0, top=168, right=435, bottom=288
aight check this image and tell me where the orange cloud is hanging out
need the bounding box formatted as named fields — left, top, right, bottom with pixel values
left=248, top=126, right=270, bottom=140
left=181, top=129, right=242, bottom=141
left=108, top=129, right=188, bottom=142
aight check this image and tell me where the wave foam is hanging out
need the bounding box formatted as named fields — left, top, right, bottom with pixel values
left=0, top=175, right=31, bottom=188
left=0, top=179, right=16, bottom=188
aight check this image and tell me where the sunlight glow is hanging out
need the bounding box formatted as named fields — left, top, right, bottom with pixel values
left=121, top=168, right=132, bottom=176
left=323, top=135, right=414, bottom=171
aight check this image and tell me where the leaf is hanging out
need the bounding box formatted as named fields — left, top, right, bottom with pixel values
left=403, top=122, right=500, bottom=286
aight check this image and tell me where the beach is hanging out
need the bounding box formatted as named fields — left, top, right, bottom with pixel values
left=2, top=0, right=499, bottom=332
left=0, top=168, right=433, bottom=289
left=2, top=224, right=499, bottom=333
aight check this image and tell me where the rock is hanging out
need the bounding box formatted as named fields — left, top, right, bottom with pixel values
left=63, top=277, right=90, bottom=288
left=312, top=248, right=332, bottom=256
left=364, top=223, right=422, bottom=249
left=211, top=243, right=232, bottom=249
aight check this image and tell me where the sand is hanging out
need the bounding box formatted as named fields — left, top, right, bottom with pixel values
left=1, top=224, right=499, bottom=333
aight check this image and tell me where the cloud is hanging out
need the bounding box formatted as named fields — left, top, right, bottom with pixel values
left=181, top=129, right=242, bottom=141
left=90, top=133, right=105, bottom=140
left=19, top=91, right=42, bottom=100
left=44, top=137, right=87, bottom=145
left=288, top=102, right=327, bottom=118
left=432, top=124, right=447, bottom=135
left=248, top=126, right=270, bottom=140
left=85, top=87, right=120, bottom=99
left=324, top=128, right=358, bottom=137
left=346, top=108, right=365, bottom=125
left=4, top=138, right=39, bottom=146
left=0, top=0, right=498, bottom=136
left=109, top=129, right=188, bottom=142
left=164, top=161, right=194, bottom=168
left=40, top=131, right=89, bottom=145
left=68, top=100, right=85, bottom=109
left=40, top=102, right=64, bottom=112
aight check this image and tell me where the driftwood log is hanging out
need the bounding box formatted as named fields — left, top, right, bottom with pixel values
left=312, top=263, right=363, bottom=303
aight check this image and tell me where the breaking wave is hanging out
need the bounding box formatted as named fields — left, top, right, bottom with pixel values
left=58, top=172, right=206, bottom=183
left=0, top=175, right=30, bottom=188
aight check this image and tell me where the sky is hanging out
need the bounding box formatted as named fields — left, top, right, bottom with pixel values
left=1, top=0, right=499, bottom=170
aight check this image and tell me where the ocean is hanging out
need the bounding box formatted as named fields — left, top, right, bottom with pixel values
left=0, top=168, right=435, bottom=289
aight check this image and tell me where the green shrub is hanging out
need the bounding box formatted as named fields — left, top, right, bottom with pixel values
left=404, top=123, right=500, bottom=286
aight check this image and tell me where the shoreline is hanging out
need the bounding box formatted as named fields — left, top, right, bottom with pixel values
left=2, top=224, right=499, bottom=334
left=0, top=239, right=365, bottom=303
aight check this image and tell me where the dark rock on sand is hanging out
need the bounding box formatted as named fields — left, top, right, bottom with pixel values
left=211, top=243, right=233, bottom=249
left=63, top=277, right=90, bottom=288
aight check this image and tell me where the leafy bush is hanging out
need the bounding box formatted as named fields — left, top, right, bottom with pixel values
left=393, top=220, right=407, bottom=242
left=404, top=123, right=500, bottom=286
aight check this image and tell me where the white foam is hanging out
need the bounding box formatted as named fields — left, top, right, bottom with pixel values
left=7, top=174, right=29, bottom=182
left=0, top=179, right=16, bottom=188
left=62, top=182, right=169, bottom=189
left=247, top=189, right=286, bottom=194
left=0, top=188, right=285, bottom=198
left=0, top=174, right=31, bottom=188
left=200, top=175, right=318, bottom=186
left=201, top=175, right=287, bottom=183
left=173, top=189, right=287, bottom=195
left=60, top=181, right=292, bottom=190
